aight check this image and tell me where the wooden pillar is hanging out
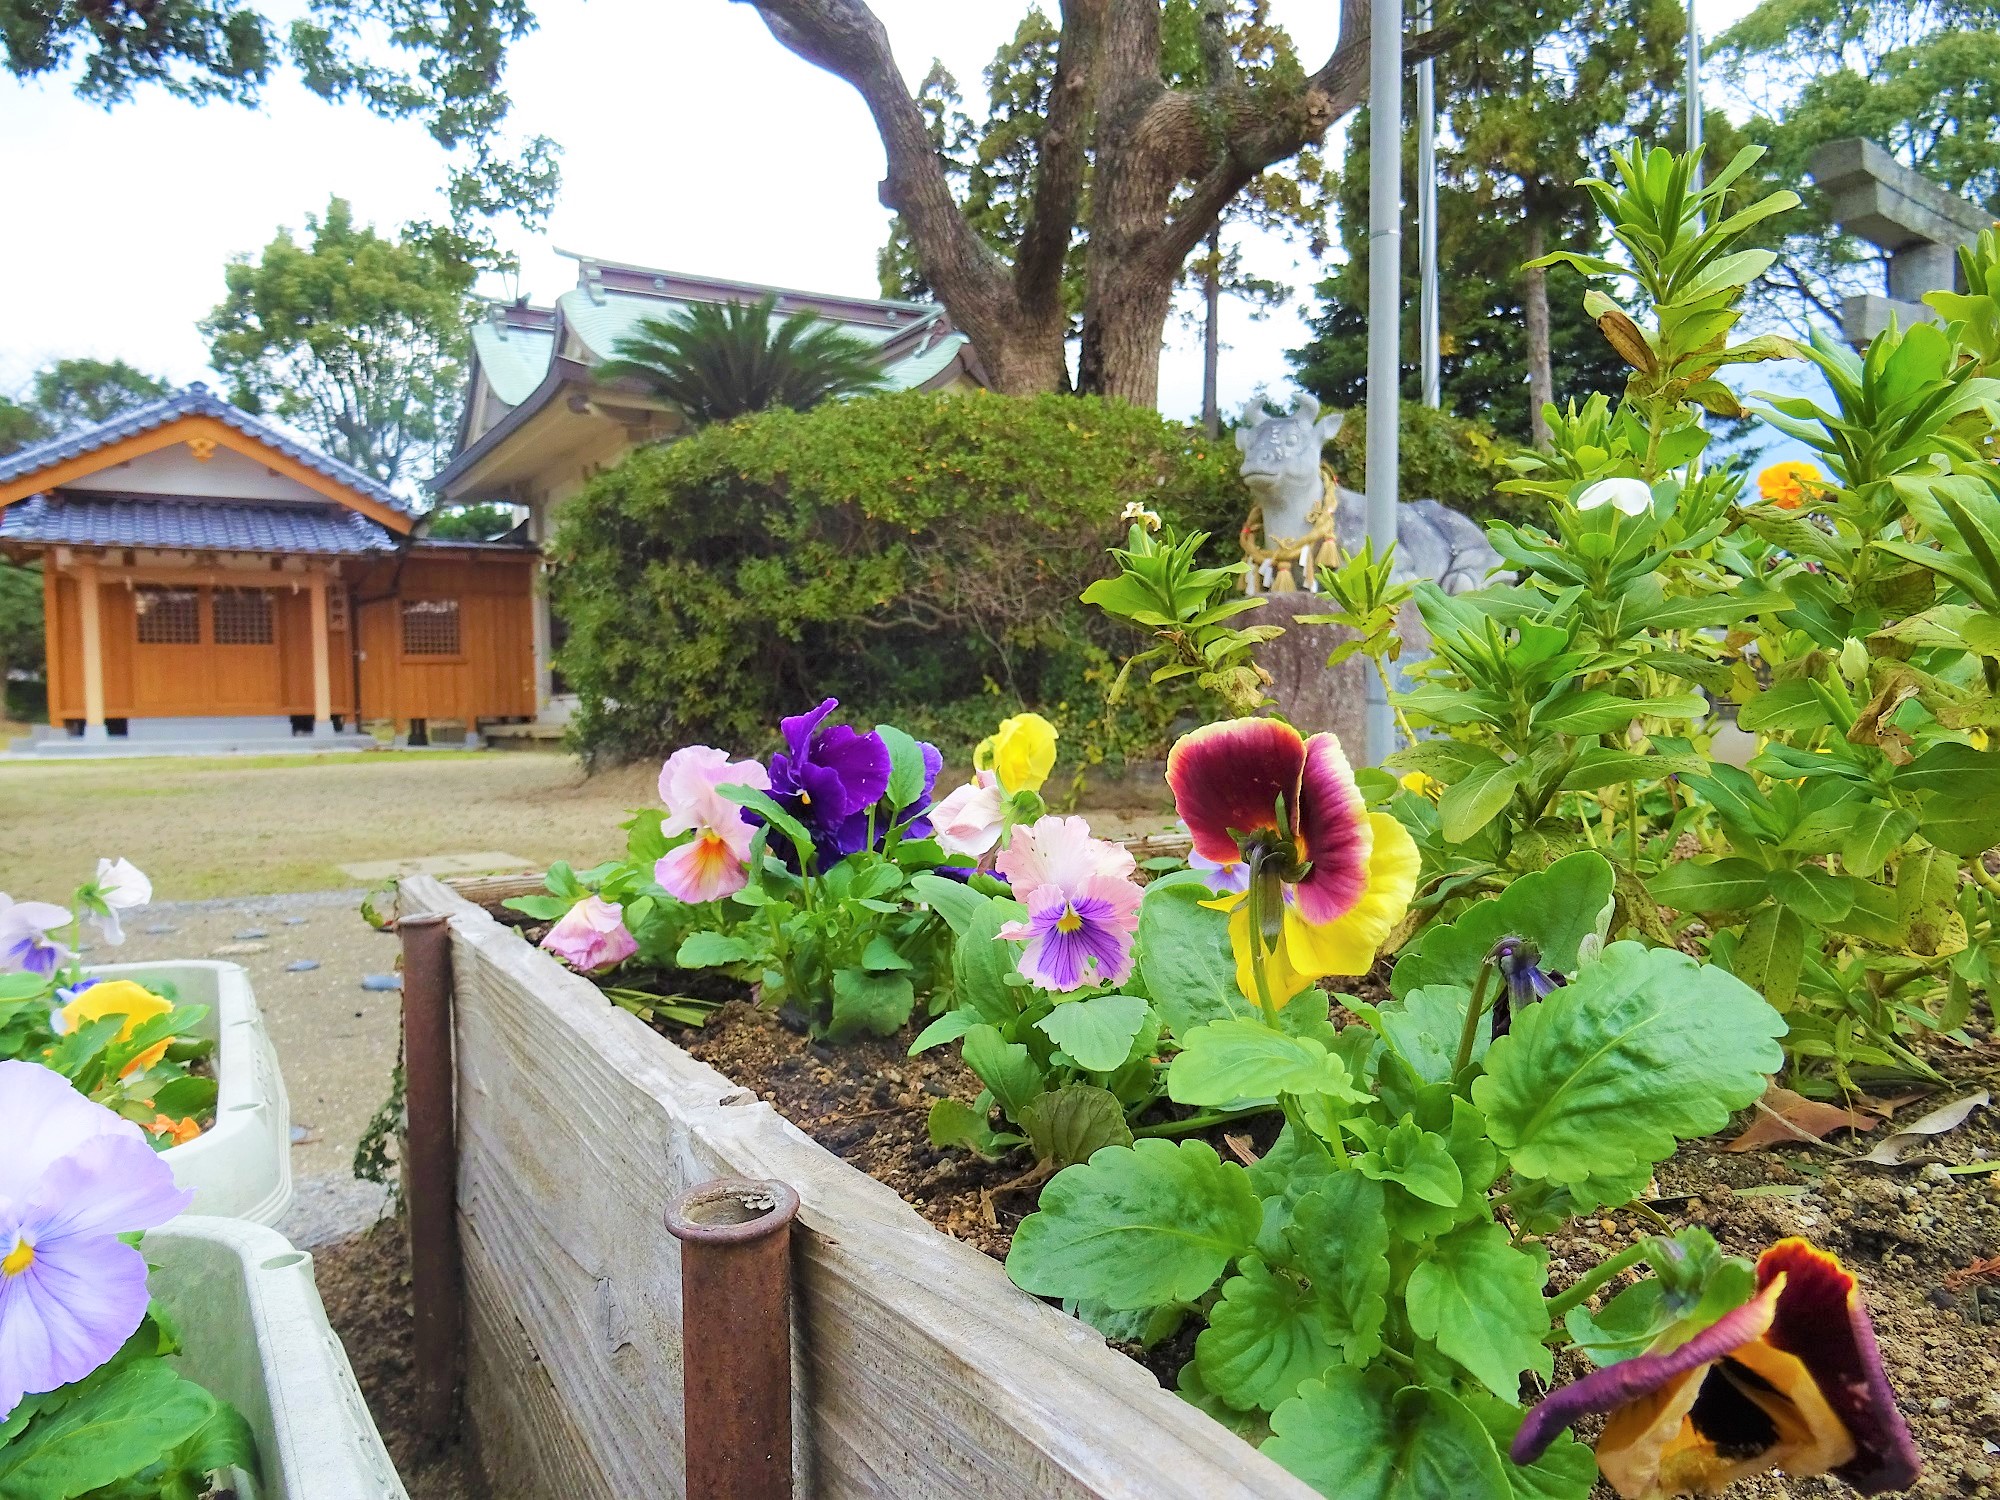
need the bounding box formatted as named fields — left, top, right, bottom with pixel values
left=308, top=570, right=334, bottom=736
left=76, top=560, right=108, bottom=742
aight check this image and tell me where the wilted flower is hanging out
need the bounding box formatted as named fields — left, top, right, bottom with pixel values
left=931, top=770, right=1006, bottom=858
left=52, top=979, right=174, bottom=1077
left=1513, top=1239, right=1918, bottom=1498
left=977, top=713, right=1058, bottom=796
left=655, top=746, right=769, bottom=903
left=0, top=1060, right=194, bottom=1417
left=145, top=1114, right=201, bottom=1146
left=996, top=816, right=1143, bottom=991
left=0, top=895, right=70, bottom=977
left=761, top=698, right=893, bottom=867
left=540, top=895, right=638, bottom=973
left=1487, top=935, right=1564, bottom=1040
left=79, top=858, right=151, bottom=946
left=1577, top=477, right=1653, bottom=517
left=1758, top=460, right=1821, bottom=510
left=1120, top=501, right=1163, bottom=532
left=1167, top=718, right=1419, bottom=1004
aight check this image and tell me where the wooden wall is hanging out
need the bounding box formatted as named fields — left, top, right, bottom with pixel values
left=42, top=550, right=536, bottom=731
left=353, top=552, right=537, bottom=728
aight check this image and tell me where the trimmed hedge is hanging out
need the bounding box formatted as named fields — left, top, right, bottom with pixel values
left=549, top=391, right=1247, bottom=763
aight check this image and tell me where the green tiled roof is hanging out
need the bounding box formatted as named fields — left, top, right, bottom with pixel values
left=555, top=288, right=913, bottom=365
left=880, top=332, right=972, bottom=390
left=470, top=321, right=557, bottom=407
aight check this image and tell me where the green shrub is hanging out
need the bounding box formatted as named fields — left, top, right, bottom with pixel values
left=1325, top=400, right=1534, bottom=525
left=549, top=390, right=1247, bottom=764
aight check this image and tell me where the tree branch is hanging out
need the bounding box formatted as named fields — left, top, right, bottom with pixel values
left=1014, top=0, right=1108, bottom=321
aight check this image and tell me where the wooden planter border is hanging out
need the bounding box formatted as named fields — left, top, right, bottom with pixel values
left=398, top=873, right=1312, bottom=1500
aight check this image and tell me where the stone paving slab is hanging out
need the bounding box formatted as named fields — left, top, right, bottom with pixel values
left=336, top=850, right=537, bottom=881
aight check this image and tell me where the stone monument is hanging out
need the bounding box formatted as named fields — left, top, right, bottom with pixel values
left=1811, top=138, right=1992, bottom=348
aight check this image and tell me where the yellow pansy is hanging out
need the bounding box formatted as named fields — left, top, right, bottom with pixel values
left=59, top=979, right=173, bottom=1076
left=976, top=712, right=1058, bottom=795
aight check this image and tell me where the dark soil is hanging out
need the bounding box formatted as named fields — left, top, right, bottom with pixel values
left=314, top=1218, right=489, bottom=1500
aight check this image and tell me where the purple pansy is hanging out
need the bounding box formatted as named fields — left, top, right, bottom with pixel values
left=0, top=895, right=71, bottom=978
left=760, top=699, right=894, bottom=867
left=1488, top=935, right=1564, bottom=1039
left=0, top=1061, right=194, bottom=1417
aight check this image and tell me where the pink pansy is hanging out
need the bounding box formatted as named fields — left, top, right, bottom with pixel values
left=0, top=1061, right=193, bottom=1417
left=931, top=771, right=1006, bottom=857
left=655, top=746, right=769, bottom=903
left=996, top=816, right=1143, bottom=992
left=540, top=895, right=638, bottom=973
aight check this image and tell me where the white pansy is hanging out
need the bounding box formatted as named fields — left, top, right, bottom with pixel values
left=86, top=857, right=152, bottom=946
left=1575, top=477, right=1653, bottom=517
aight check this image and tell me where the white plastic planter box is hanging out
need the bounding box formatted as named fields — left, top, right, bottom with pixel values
left=145, top=1216, right=407, bottom=1500
left=91, top=959, right=294, bottom=1224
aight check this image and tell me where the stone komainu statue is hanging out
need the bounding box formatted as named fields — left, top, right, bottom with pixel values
left=1235, top=395, right=1502, bottom=595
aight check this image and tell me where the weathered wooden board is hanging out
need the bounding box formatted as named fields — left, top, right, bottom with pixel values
left=399, top=875, right=1314, bottom=1500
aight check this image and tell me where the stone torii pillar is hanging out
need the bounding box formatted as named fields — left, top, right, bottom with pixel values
left=1810, top=138, right=1992, bottom=348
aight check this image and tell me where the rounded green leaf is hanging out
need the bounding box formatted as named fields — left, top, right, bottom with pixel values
left=1195, top=1259, right=1343, bottom=1413
left=1471, top=941, right=1785, bottom=1185
left=1036, top=993, right=1152, bottom=1072
left=1168, top=1019, right=1366, bottom=1107
left=1405, top=1220, right=1553, bottom=1398
left=1137, top=875, right=1247, bottom=1035
left=1356, top=1119, right=1464, bottom=1207
left=1265, top=1369, right=1513, bottom=1500
left=1006, top=1139, right=1260, bottom=1310
left=1018, top=1084, right=1134, bottom=1167
left=1392, top=852, right=1615, bottom=999
left=1285, top=1173, right=1390, bottom=1364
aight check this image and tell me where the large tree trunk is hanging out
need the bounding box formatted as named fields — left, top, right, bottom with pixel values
left=1522, top=210, right=1554, bottom=449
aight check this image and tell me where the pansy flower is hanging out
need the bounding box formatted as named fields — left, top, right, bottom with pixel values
left=760, top=699, right=893, bottom=867
left=540, top=895, right=638, bottom=973
left=1757, top=460, right=1821, bottom=511
left=79, top=858, right=151, bottom=946
left=0, top=895, right=70, bottom=978
left=1167, top=718, right=1418, bottom=1004
left=995, top=816, right=1142, bottom=991
left=976, top=713, right=1058, bottom=796
left=931, top=770, right=1006, bottom=858
left=52, top=980, right=174, bottom=1077
left=1513, top=1239, right=1919, bottom=1498
left=1488, top=935, right=1564, bottom=1040
left=655, top=745, right=769, bottom=903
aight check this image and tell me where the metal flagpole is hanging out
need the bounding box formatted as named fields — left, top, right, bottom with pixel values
left=1364, top=0, right=1404, bottom=764
left=1686, top=0, right=1703, bottom=186
left=1417, top=0, right=1440, bottom=411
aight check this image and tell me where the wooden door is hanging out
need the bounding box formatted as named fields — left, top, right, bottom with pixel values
left=204, top=586, right=284, bottom=712
left=129, top=585, right=286, bottom=716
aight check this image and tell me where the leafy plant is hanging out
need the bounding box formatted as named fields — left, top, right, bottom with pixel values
left=1004, top=852, right=1786, bottom=1497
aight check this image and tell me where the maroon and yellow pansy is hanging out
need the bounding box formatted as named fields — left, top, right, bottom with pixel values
left=1166, top=718, right=1418, bottom=1001
left=1513, top=1239, right=1919, bottom=1498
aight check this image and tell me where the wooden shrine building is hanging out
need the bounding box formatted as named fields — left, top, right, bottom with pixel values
left=0, top=384, right=538, bottom=749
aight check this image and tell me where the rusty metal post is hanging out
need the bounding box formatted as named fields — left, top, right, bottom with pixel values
left=663, top=1178, right=801, bottom=1500
left=399, top=911, right=462, bottom=1445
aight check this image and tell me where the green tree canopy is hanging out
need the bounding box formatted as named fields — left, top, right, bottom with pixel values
left=0, top=359, right=171, bottom=456
left=594, top=295, right=890, bottom=427
left=203, top=199, right=478, bottom=490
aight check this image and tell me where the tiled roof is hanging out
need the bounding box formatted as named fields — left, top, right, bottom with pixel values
left=0, top=494, right=399, bottom=554
left=0, top=384, right=418, bottom=516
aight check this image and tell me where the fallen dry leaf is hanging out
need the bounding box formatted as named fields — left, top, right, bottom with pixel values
left=1725, top=1085, right=1879, bottom=1153
left=1860, top=1090, right=1990, bottom=1166
left=1223, top=1132, right=1262, bottom=1169
left=1854, top=1091, right=1930, bottom=1119
left=1943, top=1256, right=2000, bottom=1293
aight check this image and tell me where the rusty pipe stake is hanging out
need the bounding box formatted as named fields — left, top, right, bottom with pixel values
left=398, top=911, right=462, bottom=1446
left=664, top=1178, right=801, bottom=1500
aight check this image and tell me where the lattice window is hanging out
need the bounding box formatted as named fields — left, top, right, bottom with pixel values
left=212, top=588, right=275, bottom=646
left=134, top=587, right=200, bottom=645
left=401, top=598, right=461, bottom=656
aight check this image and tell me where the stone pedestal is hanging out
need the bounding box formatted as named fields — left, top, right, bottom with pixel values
left=1252, top=592, right=1370, bottom=756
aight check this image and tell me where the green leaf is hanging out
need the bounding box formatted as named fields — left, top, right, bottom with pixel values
left=960, top=1023, right=1046, bottom=1120
left=0, top=1362, right=216, bottom=1500
left=1195, top=1259, right=1344, bottom=1413
left=1392, top=852, right=1615, bottom=999
left=1842, top=805, right=1918, bottom=878
left=502, top=894, right=571, bottom=920
left=149, top=1075, right=218, bottom=1117
left=1286, top=1172, right=1391, bottom=1364
left=1136, top=874, right=1247, bottom=1034
left=675, top=931, right=758, bottom=968
left=1035, top=993, right=1152, bottom=1073
left=909, top=872, right=993, bottom=937
left=1005, top=1139, right=1261, bottom=1310
left=1357, top=1118, right=1464, bottom=1207
left=1018, top=1084, right=1134, bottom=1167
left=1167, top=1019, right=1367, bottom=1107
left=826, top=968, right=915, bottom=1040
left=859, top=933, right=913, bottom=971
left=1369, top=985, right=1486, bottom=1084
left=952, top=897, right=1029, bottom=1025
left=1438, top=757, right=1531, bottom=843
left=927, top=1096, right=1014, bottom=1158
left=1265, top=1369, right=1512, bottom=1500
left=717, top=784, right=817, bottom=868
left=908, top=1009, right=978, bottom=1056
left=1896, top=742, right=2000, bottom=798
left=1732, top=904, right=1807, bottom=1009
left=1473, top=942, right=1786, bottom=1185
left=170, top=1399, right=258, bottom=1480
left=1647, top=858, right=1769, bottom=915
left=874, top=723, right=932, bottom=812
left=1767, top=866, right=1858, bottom=924
left=1462, top=1393, right=1596, bottom=1500
left=1918, top=791, right=2000, bottom=858
left=1406, top=1220, right=1553, bottom=1398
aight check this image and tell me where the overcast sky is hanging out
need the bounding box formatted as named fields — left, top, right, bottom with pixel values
left=1, top=0, right=1769, bottom=433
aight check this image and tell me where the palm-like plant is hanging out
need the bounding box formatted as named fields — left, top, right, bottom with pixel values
left=595, top=294, right=890, bottom=425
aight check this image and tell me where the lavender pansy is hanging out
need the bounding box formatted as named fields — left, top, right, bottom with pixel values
left=996, top=817, right=1142, bottom=992
left=1488, top=935, right=1564, bottom=1040
left=0, top=1061, right=194, bottom=1417
left=0, top=894, right=71, bottom=977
